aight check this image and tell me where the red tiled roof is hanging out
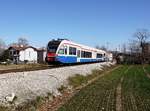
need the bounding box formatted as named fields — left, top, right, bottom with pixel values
left=8, top=46, right=37, bottom=51
left=37, top=48, right=47, bottom=51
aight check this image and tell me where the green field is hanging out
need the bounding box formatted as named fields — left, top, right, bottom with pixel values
left=58, top=65, right=150, bottom=111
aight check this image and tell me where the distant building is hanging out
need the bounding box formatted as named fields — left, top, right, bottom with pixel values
left=37, top=48, right=47, bottom=63
left=8, top=45, right=37, bottom=64
left=143, top=43, right=150, bottom=63
left=106, top=52, right=113, bottom=61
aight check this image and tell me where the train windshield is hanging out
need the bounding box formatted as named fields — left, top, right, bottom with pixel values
left=47, top=40, right=61, bottom=53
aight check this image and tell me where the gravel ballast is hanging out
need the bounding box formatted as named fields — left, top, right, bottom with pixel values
left=0, top=62, right=114, bottom=107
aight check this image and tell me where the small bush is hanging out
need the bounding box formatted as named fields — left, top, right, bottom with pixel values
left=68, top=74, right=88, bottom=88
left=58, top=85, right=67, bottom=93
left=47, top=92, right=53, bottom=97
left=88, top=69, right=102, bottom=78
left=35, top=96, right=44, bottom=106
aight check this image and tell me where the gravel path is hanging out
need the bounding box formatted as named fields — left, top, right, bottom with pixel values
left=0, top=62, right=114, bottom=107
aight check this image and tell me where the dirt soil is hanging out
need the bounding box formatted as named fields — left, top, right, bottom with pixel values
left=38, top=90, right=75, bottom=111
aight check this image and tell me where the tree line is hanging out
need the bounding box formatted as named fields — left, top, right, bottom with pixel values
left=1, top=29, right=150, bottom=64
left=116, top=29, right=150, bottom=64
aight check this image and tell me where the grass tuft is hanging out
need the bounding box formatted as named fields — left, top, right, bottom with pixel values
left=58, top=85, right=67, bottom=93
left=68, top=74, right=88, bottom=88
left=68, top=69, right=103, bottom=88
left=14, top=92, right=54, bottom=111
left=0, top=106, right=10, bottom=111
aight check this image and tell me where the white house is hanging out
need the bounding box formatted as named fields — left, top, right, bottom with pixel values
left=8, top=45, right=37, bottom=64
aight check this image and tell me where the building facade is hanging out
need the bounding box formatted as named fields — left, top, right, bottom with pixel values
left=37, top=48, right=47, bottom=63
left=8, top=46, right=37, bottom=64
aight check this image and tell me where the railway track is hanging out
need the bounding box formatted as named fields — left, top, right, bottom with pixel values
left=0, top=65, right=49, bottom=74
left=0, top=64, right=69, bottom=74
left=0, top=62, right=106, bottom=74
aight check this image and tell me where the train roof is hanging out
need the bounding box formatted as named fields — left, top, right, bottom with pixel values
left=60, top=39, right=106, bottom=53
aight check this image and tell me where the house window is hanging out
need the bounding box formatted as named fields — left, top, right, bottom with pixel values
left=17, top=51, right=19, bottom=55
left=14, top=51, right=16, bottom=55
left=10, top=51, right=13, bottom=55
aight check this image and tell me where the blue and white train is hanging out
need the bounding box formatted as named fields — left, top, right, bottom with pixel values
left=46, top=39, right=112, bottom=64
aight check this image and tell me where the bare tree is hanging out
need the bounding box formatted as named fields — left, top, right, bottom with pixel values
left=95, top=45, right=107, bottom=51
left=18, top=37, right=29, bottom=46
left=95, top=45, right=101, bottom=49
left=133, top=29, right=150, bottom=63
left=128, top=40, right=141, bottom=54
left=134, top=29, right=150, bottom=49
left=121, top=43, right=127, bottom=54
left=127, top=29, right=150, bottom=64
left=8, top=37, right=29, bottom=48
left=8, top=42, right=18, bottom=47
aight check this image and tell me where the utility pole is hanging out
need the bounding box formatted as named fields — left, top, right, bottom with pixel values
left=106, top=42, right=109, bottom=51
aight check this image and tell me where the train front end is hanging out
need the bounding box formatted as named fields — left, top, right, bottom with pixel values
left=46, top=40, right=61, bottom=64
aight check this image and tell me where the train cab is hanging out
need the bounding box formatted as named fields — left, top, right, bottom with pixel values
left=46, top=40, right=61, bottom=63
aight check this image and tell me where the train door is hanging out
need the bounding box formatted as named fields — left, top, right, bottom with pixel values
left=77, top=49, right=81, bottom=62
left=64, top=45, right=68, bottom=55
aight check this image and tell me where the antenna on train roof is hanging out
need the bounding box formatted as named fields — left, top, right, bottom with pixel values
left=57, top=38, right=69, bottom=41
left=51, top=38, right=69, bottom=42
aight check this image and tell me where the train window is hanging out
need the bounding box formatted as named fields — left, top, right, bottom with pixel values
left=47, top=46, right=58, bottom=53
left=81, top=51, right=84, bottom=58
left=77, top=50, right=80, bottom=57
left=58, top=46, right=64, bottom=54
left=85, top=52, right=92, bottom=58
left=97, top=53, right=103, bottom=58
left=58, top=48, right=64, bottom=54
left=81, top=51, right=92, bottom=58
left=69, top=47, right=76, bottom=55
left=47, top=40, right=61, bottom=53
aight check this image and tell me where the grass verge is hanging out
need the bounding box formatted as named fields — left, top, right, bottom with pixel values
left=58, top=65, right=126, bottom=111
left=68, top=65, right=115, bottom=88
left=122, top=65, right=150, bottom=111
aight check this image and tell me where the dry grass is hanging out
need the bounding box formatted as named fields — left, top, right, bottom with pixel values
left=0, top=106, right=10, bottom=111
left=0, top=64, right=47, bottom=70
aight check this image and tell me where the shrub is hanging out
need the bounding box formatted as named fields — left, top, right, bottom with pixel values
left=58, top=85, right=67, bottom=93
left=68, top=74, right=87, bottom=88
